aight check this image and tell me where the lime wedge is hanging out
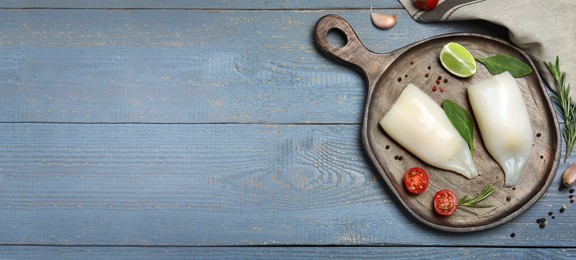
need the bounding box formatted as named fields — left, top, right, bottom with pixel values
left=440, top=42, right=477, bottom=78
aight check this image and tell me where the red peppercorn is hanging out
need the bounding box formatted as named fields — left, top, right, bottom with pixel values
left=432, top=86, right=437, bottom=91
left=436, top=79, right=441, bottom=84
left=440, top=87, right=445, bottom=92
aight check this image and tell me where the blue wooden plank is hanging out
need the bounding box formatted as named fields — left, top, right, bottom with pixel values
left=0, top=246, right=573, bottom=259
left=0, top=9, right=502, bottom=124
left=0, top=123, right=574, bottom=246
left=0, top=0, right=571, bottom=254
left=0, top=1, right=403, bottom=9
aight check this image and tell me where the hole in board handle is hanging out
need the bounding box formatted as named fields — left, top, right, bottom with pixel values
left=326, top=28, right=347, bottom=49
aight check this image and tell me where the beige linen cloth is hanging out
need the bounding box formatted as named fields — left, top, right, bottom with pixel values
left=398, top=0, right=576, bottom=101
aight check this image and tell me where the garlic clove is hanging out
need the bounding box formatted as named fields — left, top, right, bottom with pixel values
left=370, top=6, right=397, bottom=30
left=563, top=164, right=576, bottom=187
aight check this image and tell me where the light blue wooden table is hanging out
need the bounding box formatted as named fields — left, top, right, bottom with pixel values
left=0, top=1, right=575, bottom=258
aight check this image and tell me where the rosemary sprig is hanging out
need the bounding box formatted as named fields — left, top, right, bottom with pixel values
left=458, top=185, right=495, bottom=208
left=545, top=56, right=576, bottom=162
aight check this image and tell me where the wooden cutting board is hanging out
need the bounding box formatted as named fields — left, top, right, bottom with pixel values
left=314, top=14, right=560, bottom=232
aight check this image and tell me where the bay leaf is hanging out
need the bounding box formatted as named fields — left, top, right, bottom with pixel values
left=476, top=54, right=533, bottom=78
left=442, top=99, right=474, bottom=156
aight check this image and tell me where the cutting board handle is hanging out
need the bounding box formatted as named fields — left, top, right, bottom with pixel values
left=314, top=14, right=389, bottom=85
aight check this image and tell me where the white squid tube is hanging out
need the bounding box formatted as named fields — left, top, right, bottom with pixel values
left=467, top=71, right=533, bottom=187
left=380, top=84, right=478, bottom=179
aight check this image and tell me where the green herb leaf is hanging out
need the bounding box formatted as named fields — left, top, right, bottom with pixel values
left=458, top=185, right=495, bottom=208
left=442, top=99, right=474, bottom=156
left=545, top=56, right=576, bottom=162
left=476, top=54, right=533, bottom=78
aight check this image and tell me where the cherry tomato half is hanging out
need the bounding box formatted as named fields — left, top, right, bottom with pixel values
left=413, top=0, right=438, bottom=11
left=403, top=167, right=429, bottom=194
left=433, top=190, right=458, bottom=216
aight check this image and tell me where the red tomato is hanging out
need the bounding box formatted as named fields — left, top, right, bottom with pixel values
left=403, top=167, right=429, bottom=194
left=413, top=0, right=438, bottom=11
left=433, top=190, right=458, bottom=216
